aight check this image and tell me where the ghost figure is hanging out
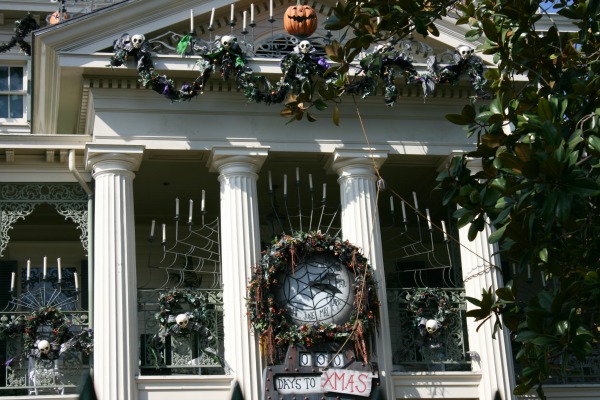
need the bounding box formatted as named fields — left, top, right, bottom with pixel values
left=175, top=313, right=189, bottom=329
left=220, top=35, right=237, bottom=51
left=455, top=45, right=474, bottom=62
left=131, top=34, right=145, bottom=49
left=425, top=319, right=441, bottom=334
left=296, top=40, right=312, bottom=54
left=38, top=339, right=51, bottom=355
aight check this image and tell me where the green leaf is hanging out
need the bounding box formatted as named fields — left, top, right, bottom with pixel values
left=488, top=224, right=506, bottom=244
left=446, top=113, right=469, bottom=125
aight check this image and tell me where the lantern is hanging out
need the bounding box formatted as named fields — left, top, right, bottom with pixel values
left=283, top=2, right=318, bottom=39
left=48, top=11, right=69, bottom=25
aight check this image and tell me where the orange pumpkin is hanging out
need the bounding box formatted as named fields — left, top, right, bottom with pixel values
left=283, top=4, right=318, bottom=39
left=48, top=11, right=69, bottom=25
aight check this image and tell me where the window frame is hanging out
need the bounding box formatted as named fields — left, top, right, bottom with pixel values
left=0, top=60, right=29, bottom=127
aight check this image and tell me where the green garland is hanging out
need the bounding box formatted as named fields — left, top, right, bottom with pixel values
left=0, top=14, right=39, bottom=56
left=246, top=231, right=380, bottom=363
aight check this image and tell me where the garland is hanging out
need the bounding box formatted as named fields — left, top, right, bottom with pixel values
left=0, top=14, right=39, bottom=56
left=405, top=288, right=457, bottom=337
left=246, top=231, right=380, bottom=364
left=152, top=288, right=212, bottom=350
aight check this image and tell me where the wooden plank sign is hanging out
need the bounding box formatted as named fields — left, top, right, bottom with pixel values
left=320, top=368, right=373, bottom=397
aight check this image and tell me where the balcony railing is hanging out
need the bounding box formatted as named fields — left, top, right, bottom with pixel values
left=387, top=287, right=471, bottom=373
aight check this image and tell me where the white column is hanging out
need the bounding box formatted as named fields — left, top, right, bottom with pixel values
left=329, top=149, right=395, bottom=400
left=86, top=144, right=144, bottom=400
left=458, top=160, right=516, bottom=400
left=209, top=146, right=268, bottom=400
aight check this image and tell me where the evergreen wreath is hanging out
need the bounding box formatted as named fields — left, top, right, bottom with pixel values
left=0, top=14, right=39, bottom=56
left=405, top=287, right=457, bottom=336
left=152, top=288, right=212, bottom=350
left=246, top=231, right=380, bottom=364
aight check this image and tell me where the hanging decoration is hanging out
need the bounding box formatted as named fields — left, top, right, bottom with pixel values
left=0, top=14, right=39, bottom=56
left=283, top=2, right=318, bottom=39
left=246, top=231, right=380, bottom=363
left=0, top=306, right=94, bottom=362
left=405, top=287, right=457, bottom=338
left=151, top=288, right=212, bottom=350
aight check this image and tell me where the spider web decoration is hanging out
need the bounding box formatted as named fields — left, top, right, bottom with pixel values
left=383, top=192, right=456, bottom=288
left=147, top=204, right=222, bottom=289
left=263, top=170, right=341, bottom=240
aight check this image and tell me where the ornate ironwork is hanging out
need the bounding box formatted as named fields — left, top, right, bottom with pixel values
left=0, top=184, right=89, bottom=257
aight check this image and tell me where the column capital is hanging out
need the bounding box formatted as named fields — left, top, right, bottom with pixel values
left=85, top=144, right=145, bottom=173
left=327, top=148, right=388, bottom=176
left=207, top=146, right=269, bottom=174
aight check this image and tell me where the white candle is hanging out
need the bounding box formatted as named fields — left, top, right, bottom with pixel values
left=209, top=8, right=215, bottom=27
left=189, top=199, right=194, bottom=222
left=57, top=257, right=62, bottom=281
left=10, top=272, right=15, bottom=292
left=308, top=174, right=313, bottom=189
left=150, top=220, right=156, bottom=237
left=201, top=190, right=206, bottom=212
left=413, top=191, right=419, bottom=210
left=175, top=197, right=180, bottom=216
left=231, top=4, right=235, bottom=21
left=268, top=171, right=273, bottom=191
left=426, top=209, right=432, bottom=230
left=322, top=183, right=326, bottom=200
left=26, top=259, right=31, bottom=281
left=251, top=3, right=255, bottom=22
left=401, top=201, right=407, bottom=220
left=243, top=11, right=247, bottom=30
left=390, top=196, right=394, bottom=212
left=541, top=271, right=546, bottom=286
left=527, top=264, right=531, bottom=280
left=441, top=220, right=448, bottom=241
left=512, top=263, right=516, bottom=276
left=43, top=256, right=47, bottom=280
left=74, top=272, right=79, bottom=291
left=162, top=224, right=166, bottom=242
left=190, top=9, right=194, bottom=32
left=283, top=174, right=287, bottom=195
left=269, top=0, right=273, bottom=18
left=296, top=167, right=300, bottom=182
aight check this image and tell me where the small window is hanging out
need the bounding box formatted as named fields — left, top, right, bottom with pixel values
left=0, top=66, right=26, bottom=121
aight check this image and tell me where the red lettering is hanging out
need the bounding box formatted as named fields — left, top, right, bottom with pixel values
left=322, top=371, right=335, bottom=390
left=344, top=374, right=355, bottom=392
left=356, top=373, right=368, bottom=393
left=334, top=371, right=345, bottom=391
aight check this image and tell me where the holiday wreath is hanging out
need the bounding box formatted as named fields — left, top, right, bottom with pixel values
left=246, top=231, right=380, bottom=363
left=405, top=287, right=457, bottom=336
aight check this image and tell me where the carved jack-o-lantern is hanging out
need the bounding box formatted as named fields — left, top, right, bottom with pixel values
left=283, top=3, right=318, bottom=39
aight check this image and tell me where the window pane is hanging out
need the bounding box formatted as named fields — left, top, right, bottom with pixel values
left=9, top=94, right=23, bottom=118
left=9, top=67, right=23, bottom=91
left=0, top=95, right=8, bottom=118
left=0, top=67, right=7, bottom=91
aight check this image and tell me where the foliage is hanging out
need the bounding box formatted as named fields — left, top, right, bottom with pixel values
left=0, top=14, right=39, bottom=56
left=405, top=287, right=457, bottom=328
left=246, top=231, right=380, bottom=364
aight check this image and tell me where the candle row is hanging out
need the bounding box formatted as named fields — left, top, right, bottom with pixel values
left=268, top=169, right=325, bottom=200
left=201, top=2, right=271, bottom=30
left=11, top=258, right=79, bottom=291
left=150, top=192, right=207, bottom=242
left=389, top=194, right=448, bottom=240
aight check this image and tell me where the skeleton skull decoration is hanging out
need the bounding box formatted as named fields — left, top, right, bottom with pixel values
left=175, top=313, right=189, bottom=329
left=38, top=339, right=51, bottom=354
left=131, top=34, right=145, bottom=49
left=425, top=319, right=439, bottom=334
left=456, top=45, right=474, bottom=60
left=220, top=35, right=237, bottom=51
left=298, top=40, right=312, bottom=54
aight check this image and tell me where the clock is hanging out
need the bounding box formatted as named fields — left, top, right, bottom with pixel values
left=274, top=253, right=354, bottom=325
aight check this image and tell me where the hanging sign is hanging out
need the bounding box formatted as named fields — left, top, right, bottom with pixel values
left=320, top=369, right=373, bottom=397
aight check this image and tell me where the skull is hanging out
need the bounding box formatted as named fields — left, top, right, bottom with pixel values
left=456, top=45, right=474, bottom=60
left=220, top=35, right=237, bottom=50
left=298, top=40, right=312, bottom=54
left=175, top=313, right=189, bottom=329
left=38, top=339, right=51, bottom=354
left=425, top=319, right=439, bottom=334
left=131, top=34, right=145, bottom=49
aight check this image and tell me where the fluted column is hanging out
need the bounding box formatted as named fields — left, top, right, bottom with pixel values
left=209, top=147, right=268, bottom=400
left=329, top=149, right=394, bottom=400
left=458, top=159, right=516, bottom=400
left=85, top=144, right=144, bottom=400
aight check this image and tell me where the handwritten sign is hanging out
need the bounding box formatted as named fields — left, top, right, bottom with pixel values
left=274, top=375, right=321, bottom=394
left=320, top=368, right=373, bottom=397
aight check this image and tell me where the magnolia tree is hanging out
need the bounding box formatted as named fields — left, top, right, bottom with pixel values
left=318, top=0, right=600, bottom=397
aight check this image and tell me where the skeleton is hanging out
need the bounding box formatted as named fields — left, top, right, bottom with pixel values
left=175, top=313, right=190, bottom=329
left=38, top=339, right=51, bottom=355
left=220, top=35, right=237, bottom=51
left=297, top=40, right=312, bottom=54
left=455, top=45, right=474, bottom=61
left=425, top=319, right=440, bottom=334
left=131, top=34, right=145, bottom=49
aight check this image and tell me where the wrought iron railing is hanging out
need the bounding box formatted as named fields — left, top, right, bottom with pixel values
left=137, top=288, right=225, bottom=375
left=387, top=287, right=470, bottom=372
left=0, top=310, right=90, bottom=395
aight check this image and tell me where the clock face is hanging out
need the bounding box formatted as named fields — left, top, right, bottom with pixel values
left=275, top=253, right=354, bottom=325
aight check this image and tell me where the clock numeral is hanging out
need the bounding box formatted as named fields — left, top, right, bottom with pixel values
left=299, top=352, right=312, bottom=367
left=315, top=353, right=329, bottom=367
left=333, top=354, right=344, bottom=367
